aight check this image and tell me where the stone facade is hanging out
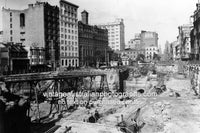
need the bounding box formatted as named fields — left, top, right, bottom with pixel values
left=2, top=2, right=60, bottom=68
left=98, top=18, right=125, bottom=51
left=59, top=0, right=79, bottom=68
left=78, top=11, right=108, bottom=66
left=178, top=24, right=193, bottom=60
left=140, top=30, right=158, bottom=48
left=0, top=31, right=3, bottom=43
left=145, top=45, right=159, bottom=61
left=191, top=3, right=200, bottom=60
left=120, top=49, right=145, bottom=61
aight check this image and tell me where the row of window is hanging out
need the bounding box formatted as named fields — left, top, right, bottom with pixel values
left=123, top=51, right=145, bottom=55
left=60, top=34, right=78, bottom=40
left=146, top=48, right=157, bottom=50
left=10, top=13, right=13, bottom=42
left=109, top=38, right=119, bottom=41
left=60, top=22, right=78, bottom=29
left=61, top=59, right=79, bottom=67
left=60, top=4, right=77, bottom=13
left=81, top=49, right=93, bottom=56
left=146, top=52, right=157, bottom=54
left=60, top=16, right=77, bottom=23
left=61, top=52, right=78, bottom=57
left=60, top=10, right=77, bottom=18
left=60, top=40, right=78, bottom=45
left=111, top=42, right=119, bottom=44
left=31, top=58, right=44, bottom=63
left=60, top=28, right=77, bottom=34
left=61, top=46, right=78, bottom=51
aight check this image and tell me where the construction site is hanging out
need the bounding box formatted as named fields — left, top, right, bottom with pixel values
left=0, top=61, right=200, bottom=133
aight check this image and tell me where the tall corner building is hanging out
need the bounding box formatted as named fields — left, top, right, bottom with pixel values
left=59, top=0, right=79, bottom=67
left=98, top=18, right=125, bottom=51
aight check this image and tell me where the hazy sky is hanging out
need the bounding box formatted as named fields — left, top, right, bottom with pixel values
left=0, top=0, right=198, bottom=49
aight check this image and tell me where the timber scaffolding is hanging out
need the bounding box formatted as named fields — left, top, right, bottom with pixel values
left=0, top=70, right=109, bottom=123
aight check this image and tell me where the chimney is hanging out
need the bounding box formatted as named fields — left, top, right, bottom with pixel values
left=81, top=10, right=89, bottom=25
left=28, top=4, right=33, bottom=8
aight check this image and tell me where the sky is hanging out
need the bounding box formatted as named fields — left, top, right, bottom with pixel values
left=0, top=0, right=198, bottom=50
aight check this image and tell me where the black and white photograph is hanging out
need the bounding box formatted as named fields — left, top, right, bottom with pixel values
left=0, top=0, right=199, bottom=133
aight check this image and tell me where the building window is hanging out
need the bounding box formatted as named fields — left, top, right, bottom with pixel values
left=20, top=13, right=25, bottom=27
left=10, top=24, right=12, bottom=28
left=10, top=37, right=13, bottom=42
left=10, top=30, right=12, bottom=35
left=10, top=12, right=12, bottom=16
left=62, top=59, right=64, bottom=66
left=65, top=60, right=68, bottom=66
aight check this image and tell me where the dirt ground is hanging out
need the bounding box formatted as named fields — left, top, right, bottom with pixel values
left=51, top=72, right=200, bottom=133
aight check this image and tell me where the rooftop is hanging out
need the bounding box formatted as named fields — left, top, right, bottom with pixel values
left=60, top=0, right=79, bottom=8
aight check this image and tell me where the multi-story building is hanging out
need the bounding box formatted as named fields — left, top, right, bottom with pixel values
left=175, top=44, right=181, bottom=60
left=126, top=33, right=142, bottom=50
left=2, top=2, right=60, bottom=69
left=134, top=33, right=142, bottom=49
left=190, top=28, right=195, bottom=60
left=178, top=24, right=193, bottom=60
left=125, top=39, right=135, bottom=49
left=0, top=31, right=3, bottom=43
left=0, top=43, right=29, bottom=74
left=120, top=49, right=145, bottom=61
left=145, top=45, right=159, bottom=61
left=170, top=41, right=180, bottom=60
left=59, top=0, right=79, bottom=67
left=78, top=10, right=108, bottom=66
left=191, top=3, right=200, bottom=60
left=98, top=18, right=125, bottom=51
left=140, top=30, right=158, bottom=48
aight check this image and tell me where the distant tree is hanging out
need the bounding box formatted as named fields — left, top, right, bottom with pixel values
left=153, top=53, right=161, bottom=61
left=110, top=52, right=119, bottom=61
left=136, top=54, right=145, bottom=63
left=95, top=50, right=104, bottom=63
left=118, top=58, right=123, bottom=66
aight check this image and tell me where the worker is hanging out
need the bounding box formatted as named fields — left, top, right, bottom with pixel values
left=94, top=110, right=100, bottom=121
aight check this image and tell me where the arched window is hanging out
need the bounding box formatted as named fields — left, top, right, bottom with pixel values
left=20, top=13, right=25, bottom=27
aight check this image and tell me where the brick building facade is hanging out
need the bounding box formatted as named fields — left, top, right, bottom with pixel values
left=78, top=10, right=108, bottom=67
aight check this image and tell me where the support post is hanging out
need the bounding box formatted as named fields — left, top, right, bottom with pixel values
left=33, top=81, right=40, bottom=123
left=86, top=76, right=93, bottom=108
